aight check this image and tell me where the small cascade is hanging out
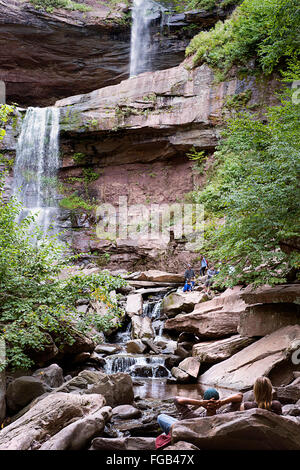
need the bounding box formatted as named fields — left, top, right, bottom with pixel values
left=13, top=107, right=60, bottom=235
left=104, top=354, right=171, bottom=378
left=129, top=0, right=164, bottom=77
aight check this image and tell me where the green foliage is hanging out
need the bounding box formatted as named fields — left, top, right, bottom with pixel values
left=187, top=147, right=207, bottom=175
left=0, top=175, right=126, bottom=370
left=30, top=0, right=92, bottom=13
left=160, top=0, right=240, bottom=13
left=186, top=0, right=300, bottom=79
left=59, top=193, right=95, bottom=211
left=190, top=86, right=300, bottom=287
left=0, top=105, right=14, bottom=142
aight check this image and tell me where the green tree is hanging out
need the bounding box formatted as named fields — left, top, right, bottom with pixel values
left=191, top=88, right=300, bottom=287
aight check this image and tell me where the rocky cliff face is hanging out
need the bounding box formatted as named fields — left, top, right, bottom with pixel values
left=51, top=61, right=279, bottom=270
left=0, top=0, right=221, bottom=107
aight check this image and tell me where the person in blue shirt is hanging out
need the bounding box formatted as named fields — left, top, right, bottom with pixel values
left=204, top=266, right=219, bottom=293
left=200, top=256, right=208, bottom=276
left=183, top=280, right=193, bottom=293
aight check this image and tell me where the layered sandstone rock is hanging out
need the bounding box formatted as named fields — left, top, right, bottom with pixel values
left=198, top=325, right=300, bottom=391
left=192, top=335, right=255, bottom=364
left=162, top=291, right=208, bottom=317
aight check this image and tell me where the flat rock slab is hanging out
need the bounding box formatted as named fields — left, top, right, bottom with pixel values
left=178, top=357, right=201, bottom=378
left=126, top=294, right=143, bottom=317
left=127, top=270, right=185, bottom=283
left=198, top=325, right=300, bottom=391
left=240, top=284, right=300, bottom=305
left=192, top=335, right=255, bottom=364
left=171, top=408, right=300, bottom=450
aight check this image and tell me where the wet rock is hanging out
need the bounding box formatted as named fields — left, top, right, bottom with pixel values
left=142, top=339, right=161, bottom=354
left=238, top=303, right=300, bottom=337
left=90, top=437, right=156, bottom=450
left=172, top=408, right=300, bottom=450
left=178, top=357, right=201, bottom=379
left=162, top=291, right=208, bottom=317
left=32, top=364, right=64, bottom=389
left=126, top=340, right=147, bottom=354
left=164, top=355, right=181, bottom=370
left=198, top=325, right=300, bottom=391
left=131, top=315, right=155, bottom=340
left=112, top=405, right=142, bottom=420
left=193, top=335, right=255, bottom=364
left=94, top=344, right=122, bottom=355
left=0, top=392, right=106, bottom=450
left=6, top=377, right=50, bottom=413
left=39, top=406, right=112, bottom=450
left=73, top=352, right=91, bottom=364
left=126, top=294, right=143, bottom=317
left=175, top=345, right=191, bottom=359
left=171, top=367, right=190, bottom=383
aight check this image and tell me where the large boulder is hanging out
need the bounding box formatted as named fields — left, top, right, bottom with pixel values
left=126, top=340, right=147, bottom=354
left=198, top=325, right=300, bottom=391
left=56, top=370, right=134, bottom=407
left=32, top=364, right=64, bottom=389
left=177, top=357, right=201, bottom=379
left=165, top=287, right=247, bottom=338
left=90, top=437, right=156, bottom=450
left=238, top=303, right=300, bottom=337
left=161, top=291, right=208, bottom=317
left=126, top=294, right=143, bottom=317
left=192, top=335, right=255, bottom=364
left=39, top=406, right=112, bottom=450
left=0, top=392, right=106, bottom=450
left=112, top=405, right=142, bottom=420
left=6, top=376, right=50, bottom=413
left=171, top=408, right=300, bottom=450
left=131, top=315, right=154, bottom=340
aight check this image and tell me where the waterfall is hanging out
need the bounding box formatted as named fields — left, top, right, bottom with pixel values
left=129, top=0, right=163, bottom=77
left=104, top=354, right=171, bottom=378
left=13, top=107, right=60, bottom=235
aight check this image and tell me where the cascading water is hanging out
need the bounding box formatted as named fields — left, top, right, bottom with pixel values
left=13, top=107, right=60, bottom=235
left=129, top=0, right=164, bottom=77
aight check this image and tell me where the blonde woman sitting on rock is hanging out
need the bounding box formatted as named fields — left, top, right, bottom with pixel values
left=241, top=376, right=282, bottom=415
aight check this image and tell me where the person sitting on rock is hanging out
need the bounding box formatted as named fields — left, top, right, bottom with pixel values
left=182, top=279, right=193, bottom=293
left=240, top=376, right=282, bottom=415
left=157, top=388, right=243, bottom=435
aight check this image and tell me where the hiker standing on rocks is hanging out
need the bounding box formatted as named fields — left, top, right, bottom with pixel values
left=184, top=264, right=195, bottom=291
left=199, top=256, right=208, bottom=276
left=204, top=265, right=219, bottom=293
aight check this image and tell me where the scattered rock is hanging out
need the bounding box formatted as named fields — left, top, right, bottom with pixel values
left=112, top=405, right=142, bottom=420
left=126, top=294, right=143, bottom=317
left=126, top=340, right=147, bottom=354
left=198, top=325, right=300, bottom=391
left=131, top=315, right=154, bottom=340
left=171, top=408, right=300, bottom=450
left=94, top=344, right=121, bottom=355
left=171, top=367, right=190, bottom=383
left=162, top=291, right=208, bottom=317
left=178, top=357, right=201, bottom=378
left=32, top=364, right=64, bottom=389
